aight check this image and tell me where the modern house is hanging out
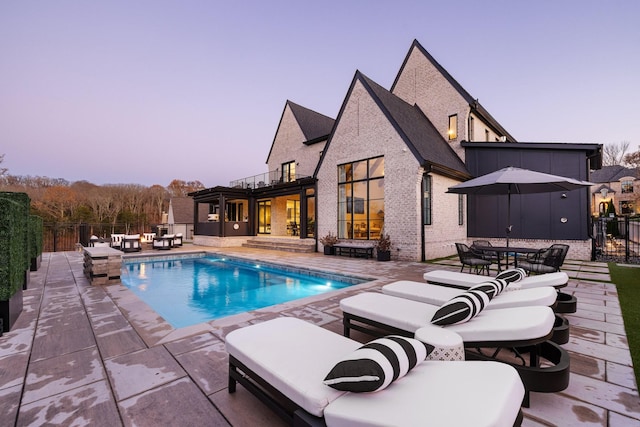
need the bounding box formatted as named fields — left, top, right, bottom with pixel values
left=590, top=165, right=639, bottom=216
left=191, top=40, right=601, bottom=261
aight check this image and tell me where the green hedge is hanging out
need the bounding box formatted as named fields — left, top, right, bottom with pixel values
left=29, top=215, right=43, bottom=260
left=0, top=192, right=30, bottom=300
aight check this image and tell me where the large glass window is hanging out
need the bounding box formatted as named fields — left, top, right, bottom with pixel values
left=338, top=157, right=384, bottom=240
left=423, top=175, right=432, bottom=225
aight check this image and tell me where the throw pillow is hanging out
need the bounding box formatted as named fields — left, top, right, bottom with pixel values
left=323, top=335, right=431, bottom=392
left=496, top=268, right=526, bottom=284
left=468, top=279, right=507, bottom=300
left=431, top=289, right=490, bottom=326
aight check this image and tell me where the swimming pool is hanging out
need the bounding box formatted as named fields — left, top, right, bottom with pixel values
left=121, top=254, right=364, bottom=328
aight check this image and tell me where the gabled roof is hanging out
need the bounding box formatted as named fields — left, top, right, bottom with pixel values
left=391, top=39, right=517, bottom=142
left=317, top=70, right=470, bottom=180
left=287, top=100, right=335, bottom=144
left=266, top=100, right=335, bottom=164
left=168, top=197, right=195, bottom=224
left=590, top=165, right=639, bottom=183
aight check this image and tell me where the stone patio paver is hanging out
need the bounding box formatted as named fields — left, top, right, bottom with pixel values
left=0, top=247, right=638, bottom=426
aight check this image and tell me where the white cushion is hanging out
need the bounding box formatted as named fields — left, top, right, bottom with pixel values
left=340, top=292, right=555, bottom=344
left=383, top=281, right=557, bottom=310
left=324, top=361, right=524, bottom=427
left=424, top=270, right=568, bottom=289
left=225, top=317, right=360, bottom=417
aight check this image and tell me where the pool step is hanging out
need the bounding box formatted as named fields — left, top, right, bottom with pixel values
left=243, top=237, right=316, bottom=253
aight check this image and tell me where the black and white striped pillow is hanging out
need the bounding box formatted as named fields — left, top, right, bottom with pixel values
left=496, top=268, right=526, bottom=284
left=469, top=278, right=508, bottom=299
left=323, top=335, right=431, bottom=392
left=430, top=289, right=490, bottom=326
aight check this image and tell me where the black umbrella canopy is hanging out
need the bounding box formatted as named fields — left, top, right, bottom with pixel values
left=447, top=167, right=593, bottom=246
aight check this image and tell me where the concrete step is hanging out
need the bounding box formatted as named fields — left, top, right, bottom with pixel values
left=242, top=238, right=316, bottom=253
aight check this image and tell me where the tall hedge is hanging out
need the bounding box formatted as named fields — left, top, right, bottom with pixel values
left=0, top=192, right=30, bottom=300
left=29, top=215, right=43, bottom=260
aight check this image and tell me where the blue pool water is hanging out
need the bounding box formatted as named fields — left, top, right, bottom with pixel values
left=120, top=255, right=361, bottom=328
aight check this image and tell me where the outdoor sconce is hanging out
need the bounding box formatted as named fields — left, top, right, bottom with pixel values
left=561, top=193, right=567, bottom=199
left=560, top=217, right=568, bottom=223
left=600, top=188, right=609, bottom=198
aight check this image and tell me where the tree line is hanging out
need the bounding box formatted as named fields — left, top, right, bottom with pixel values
left=0, top=156, right=204, bottom=234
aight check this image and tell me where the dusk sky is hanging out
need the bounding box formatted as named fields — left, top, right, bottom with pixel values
left=1, top=1, right=638, bottom=187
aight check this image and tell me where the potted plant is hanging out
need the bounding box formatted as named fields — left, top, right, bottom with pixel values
left=319, top=232, right=338, bottom=255
left=376, top=232, right=392, bottom=261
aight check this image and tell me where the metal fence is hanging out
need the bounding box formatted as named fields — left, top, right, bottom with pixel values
left=592, top=216, right=640, bottom=264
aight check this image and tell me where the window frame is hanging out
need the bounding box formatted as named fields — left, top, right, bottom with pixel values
left=448, top=114, right=457, bottom=140
left=423, top=174, right=432, bottom=225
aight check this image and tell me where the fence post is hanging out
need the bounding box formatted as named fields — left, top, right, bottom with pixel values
left=625, top=216, right=630, bottom=263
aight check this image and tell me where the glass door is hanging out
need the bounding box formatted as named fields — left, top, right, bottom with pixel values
left=258, top=200, right=271, bottom=234
left=286, top=200, right=300, bottom=236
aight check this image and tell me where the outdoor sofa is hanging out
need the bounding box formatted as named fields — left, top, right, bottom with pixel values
left=226, top=317, right=525, bottom=427
left=152, top=234, right=175, bottom=250
left=121, top=234, right=142, bottom=252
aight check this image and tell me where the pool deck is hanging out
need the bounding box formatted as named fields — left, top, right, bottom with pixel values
left=1, top=245, right=639, bottom=426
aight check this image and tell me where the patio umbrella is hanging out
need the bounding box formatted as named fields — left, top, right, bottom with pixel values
left=447, top=166, right=593, bottom=246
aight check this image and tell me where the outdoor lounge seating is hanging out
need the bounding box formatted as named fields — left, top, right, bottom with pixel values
left=333, top=242, right=375, bottom=259
left=423, top=269, right=576, bottom=314
left=382, top=280, right=569, bottom=344
left=173, top=232, right=183, bottom=246
left=455, top=243, right=491, bottom=275
left=472, top=240, right=504, bottom=264
left=152, top=234, right=174, bottom=250
left=340, top=292, right=570, bottom=406
left=110, top=233, right=125, bottom=249
left=518, top=244, right=569, bottom=275
left=142, top=232, right=156, bottom=244
left=424, top=269, right=569, bottom=290
left=226, top=317, right=525, bottom=427
left=121, top=234, right=142, bottom=252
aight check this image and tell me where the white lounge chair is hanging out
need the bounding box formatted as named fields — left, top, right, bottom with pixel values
left=382, top=280, right=569, bottom=344
left=226, top=317, right=525, bottom=427
left=424, top=269, right=568, bottom=290
left=424, top=269, right=576, bottom=313
left=340, top=292, right=570, bottom=406
left=121, top=234, right=142, bottom=252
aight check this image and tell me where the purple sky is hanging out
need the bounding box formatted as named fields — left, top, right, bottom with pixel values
left=1, top=1, right=638, bottom=187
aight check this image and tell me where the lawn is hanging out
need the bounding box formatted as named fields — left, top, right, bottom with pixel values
left=609, top=263, right=640, bottom=387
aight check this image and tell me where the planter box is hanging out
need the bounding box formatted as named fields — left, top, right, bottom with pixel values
left=22, top=269, right=30, bottom=290
left=323, top=246, right=336, bottom=255
left=0, top=286, right=23, bottom=333
left=377, top=250, right=391, bottom=261
left=30, top=254, right=42, bottom=272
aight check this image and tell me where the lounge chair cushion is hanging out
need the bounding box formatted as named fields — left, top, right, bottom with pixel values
left=341, top=292, right=555, bottom=344
left=496, top=268, right=526, bottom=284
left=431, top=289, right=490, bottom=325
left=323, top=335, right=431, bottom=392
left=423, top=270, right=569, bottom=290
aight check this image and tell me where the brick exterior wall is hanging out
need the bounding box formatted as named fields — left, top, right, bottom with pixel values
left=425, top=175, right=469, bottom=259
left=267, top=104, right=325, bottom=178
left=317, top=80, right=467, bottom=261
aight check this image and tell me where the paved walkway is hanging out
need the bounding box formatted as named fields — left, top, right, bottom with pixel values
left=1, top=246, right=639, bottom=426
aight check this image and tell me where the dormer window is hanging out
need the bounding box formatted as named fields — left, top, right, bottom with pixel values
left=448, top=114, right=457, bottom=140
left=621, top=179, right=633, bottom=193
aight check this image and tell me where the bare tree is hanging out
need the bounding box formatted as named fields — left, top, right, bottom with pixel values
left=0, top=154, right=7, bottom=178
left=602, top=141, right=631, bottom=166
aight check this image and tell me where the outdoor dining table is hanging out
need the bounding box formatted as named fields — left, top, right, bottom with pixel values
left=474, top=245, right=542, bottom=272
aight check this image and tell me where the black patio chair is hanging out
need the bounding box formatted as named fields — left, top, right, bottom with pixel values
left=519, top=244, right=569, bottom=275
left=455, top=243, right=491, bottom=275
left=472, top=240, right=504, bottom=264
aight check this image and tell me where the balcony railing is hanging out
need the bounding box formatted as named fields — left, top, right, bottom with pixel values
left=229, top=170, right=310, bottom=189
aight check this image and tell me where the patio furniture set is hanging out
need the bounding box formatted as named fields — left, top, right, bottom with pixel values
left=88, top=232, right=183, bottom=252
left=226, top=267, right=577, bottom=426
left=456, top=241, right=569, bottom=276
